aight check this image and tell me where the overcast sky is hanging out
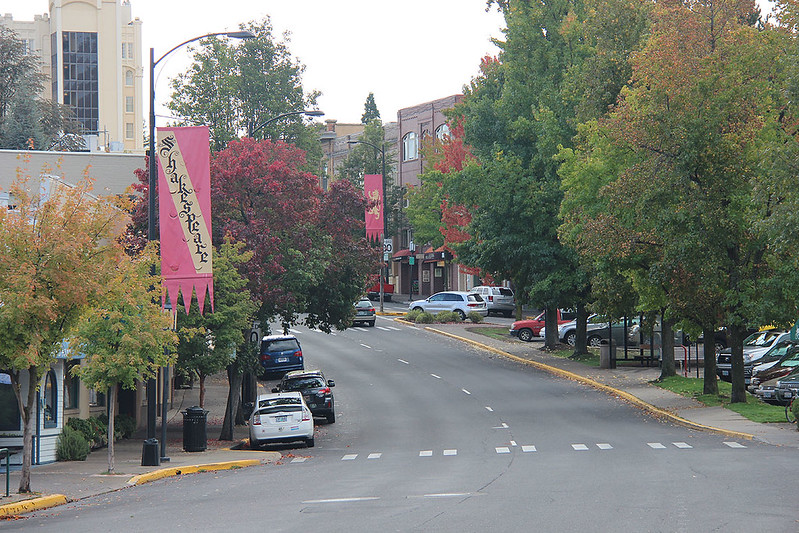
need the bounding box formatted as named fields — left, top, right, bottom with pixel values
left=7, top=0, right=507, bottom=125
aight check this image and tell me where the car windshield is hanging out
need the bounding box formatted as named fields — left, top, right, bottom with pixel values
left=765, top=342, right=794, bottom=359
left=257, top=405, right=302, bottom=415
left=258, top=397, right=301, bottom=408
left=263, top=339, right=299, bottom=352
left=744, top=330, right=783, bottom=347
left=282, top=377, right=325, bottom=390
left=355, top=300, right=373, bottom=309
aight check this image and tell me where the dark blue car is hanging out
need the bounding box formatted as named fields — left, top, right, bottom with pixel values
left=259, top=335, right=304, bottom=377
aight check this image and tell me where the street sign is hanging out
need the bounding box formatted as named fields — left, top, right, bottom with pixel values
left=383, top=239, right=393, bottom=255
left=409, top=256, right=415, bottom=265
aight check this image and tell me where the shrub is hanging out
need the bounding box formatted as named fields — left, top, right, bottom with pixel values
left=68, top=416, right=108, bottom=449
left=415, top=312, right=434, bottom=324
left=468, top=311, right=484, bottom=323
left=97, top=413, right=137, bottom=440
left=435, top=311, right=461, bottom=323
left=56, top=425, right=90, bottom=461
left=792, top=400, right=799, bottom=426
left=405, top=309, right=422, bottom=322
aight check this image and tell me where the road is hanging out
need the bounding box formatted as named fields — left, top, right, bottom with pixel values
left=12, top=314, right=798, bottom=531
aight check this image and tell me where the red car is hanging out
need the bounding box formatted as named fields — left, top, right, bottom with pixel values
left=510, top=309, right=577, bottom=342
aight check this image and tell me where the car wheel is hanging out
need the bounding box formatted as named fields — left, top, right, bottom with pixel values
left=456, top=309, right=466, bottom=321
left=306, top=437, right=315, bottom=448
left=587, top=335, right=603, bottom=347
left=249, top=437, right=259, bottom=450
left=565, top=331, right=576, bottom=346
left=518, top=328, right=534, bottom=342
left=715, top=341, right=726, bottom=354
left=368, top=320, right=375, bottom=327
left=412, top=306, right=424, bottom=313
left=327, top=411, right=336, bottom=424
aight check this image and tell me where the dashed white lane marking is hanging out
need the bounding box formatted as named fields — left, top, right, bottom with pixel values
left=597, top=443, right=613, bottom=450
left=673, top=442, right=692, bottom=449
left=353, top=327, right=368, bottom=332
left=724, top=442, right=747, bottom=448
left=398, top=359, right=410, bottom=365
left=572, top=444, right=589, bottom=451
left=510, top=441, right=517, bottom=447
left=420, top=450, right=433, bottom=457
left=521, top=445, right=537, bottom=452
left=341, top=454, right=358, bottom=461
left=430, top=374, right=442, bottom=379
left=462, top=388, right=471, bottom=395
left=492, top=422, right=509, bottom=429
left=367, top=453, right=382, bottom=459
left=303, top=497, right=379, bottom=504
left=359, top=343, right=371, bottom=349
left=376, top=326, right=391, bottom=331
left=485, top=406, right=494, bottom=412
left=495, top=447, right=511, bottom=454
left=443, top=449, right=457, bottom=456
left=290, top=457, right=307, bottom=463
left=648, top=442, right=667, bottom=449
left=423, top=493, right=471, bottom=498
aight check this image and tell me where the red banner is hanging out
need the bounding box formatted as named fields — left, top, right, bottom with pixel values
left=157, top=126, right=214, bottom=314
left=364, top=174, right=383, bottom=242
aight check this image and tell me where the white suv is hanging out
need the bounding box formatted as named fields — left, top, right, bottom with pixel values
left=409, top=291, right=488, bottom=320
left=471, top=286, right=515, bottom=317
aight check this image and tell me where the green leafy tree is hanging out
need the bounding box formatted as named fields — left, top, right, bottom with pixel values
left=70, top=244, right=177, bottom=473
left=0, top=174, right=126, bottom=493
left=361, top=92, right=380, bottom=124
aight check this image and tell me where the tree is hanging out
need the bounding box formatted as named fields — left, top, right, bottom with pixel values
left=167, top=17, right=321, bottom=162
left=70, top=244, right=177, bottom=473
left=361, top=92, right=380, bottom=124
left=176, top=238, right=256, bottom=409
left=0, top=174, right=126, bottom=492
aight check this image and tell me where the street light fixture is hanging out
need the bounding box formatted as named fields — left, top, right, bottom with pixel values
left=248, top=109, right=324, bottom=138
left=348, top=139, right=387, bottom=313
left=144, top=30, right=254, bottom=467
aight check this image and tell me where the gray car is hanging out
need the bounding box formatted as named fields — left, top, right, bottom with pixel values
left=409, top=291, right=488, bottom=320
left=470, top=286, right=515, bottom=317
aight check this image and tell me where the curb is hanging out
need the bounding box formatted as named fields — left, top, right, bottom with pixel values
left=127, top=459, right=263, bottom=486
left=0, top=494, right=67, bottom=517
left=423, top=325, right=756, bottom=441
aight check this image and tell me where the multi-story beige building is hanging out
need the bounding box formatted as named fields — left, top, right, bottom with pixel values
left=1, top=1, right=144, bottom=152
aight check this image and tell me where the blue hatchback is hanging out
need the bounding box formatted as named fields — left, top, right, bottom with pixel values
left=259, top=335, right=304, bottom=376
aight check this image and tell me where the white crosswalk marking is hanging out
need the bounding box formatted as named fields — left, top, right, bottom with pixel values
left=495, top=447, right=511, bottom=454
left=572, top=444, right=589, bottom=451
left=510, top=441, right=517, bottom=447
left=289, top=329, right=301, bottom=334
left=341, top=454, right=358, bottom=461
left=419, top=450, right=433, bottom=457
left=596, top=443, right=613, bottom=450
left=386, top=326, right=402, bottom=331
left=521, top=445, right=536, bottom=452
left=376, top=326, right=391, bottom=331
left=673, top=442, right=692, bottom=449
left=724, top=441, right=747, bottom=448
left=290, top=457, right=307, bottom=463
left=367, top=453, right=382, bottom=459
left=648, top=442, right=667, bottom=449
left=443, top=449, right=457, bottom=456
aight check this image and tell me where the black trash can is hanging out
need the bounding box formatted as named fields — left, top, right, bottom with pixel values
left=182, top=406, right=208, bottom=452
left=141, top=438, right=160, bottom=466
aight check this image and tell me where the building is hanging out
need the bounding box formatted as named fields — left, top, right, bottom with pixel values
left=319, top=119, right=399, bottom=191
left=1, top=1, right=144, bottom=152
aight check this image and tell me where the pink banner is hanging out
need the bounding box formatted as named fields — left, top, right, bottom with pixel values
left=157, top=126, right=214, bottom=314
left=364, top=174, right=383, bottom=242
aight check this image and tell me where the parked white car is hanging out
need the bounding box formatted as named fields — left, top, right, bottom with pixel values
left=409, top=291, right=488, bottom=320
left=471, top=286, right=515, bottom=317
left=248, top=392, right=314, bottom=449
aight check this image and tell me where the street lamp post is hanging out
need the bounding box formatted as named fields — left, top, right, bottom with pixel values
left=145, top=30, right=254, bottom=467
left=248, top=109, right=324, bottom=138
left=348, top=139, right=387, bottom=313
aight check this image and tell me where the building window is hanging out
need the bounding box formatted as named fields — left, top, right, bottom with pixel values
left=43, top=370, right=57, bottom=428
left=64, top=362, right=79, bottom=410
left=126, top=122, right=134, bottom=139
left=403, top=132, right=418, bottom=162
left=89, top=388, right=105, bottom=407
left=435, top=124, right=451, bottom=140
left=126, top=96, right=134, bottom=113
left=125, top=70, right=134, bottom=86
left=0, top=374, right=20, bottom=431
left=62, top=31, right=99, bottom=134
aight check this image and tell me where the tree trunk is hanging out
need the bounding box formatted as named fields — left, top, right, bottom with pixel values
left=659, top=315, right=676, bottom=379
left=573, top=304, right=589, bottom=356
left=219, top=364, right=243, bottom=441
left=728, top=324, right=747, bottom=403
left=544, top=305, right=558, bottom=350
left=702, top=326, right=719, bottom=395
left=107, top=385, right=116, bottom=474
left=14, top=367, right=41, bottom=493
left=199, top=373, right=206, bottom=408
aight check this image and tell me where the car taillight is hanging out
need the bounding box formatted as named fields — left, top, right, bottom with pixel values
left=302, top=409, right=311, bottom=421
left=316, top=387, right=331, bottom=396
left=468, top=303, right=478, bottom=307
left=260, top=354, right=270, bottom=361
left=252, top=413, right=261, bottom=425
left=296, top=350, right=302, bottom=359
left=488, top=295, right=494, bottom=302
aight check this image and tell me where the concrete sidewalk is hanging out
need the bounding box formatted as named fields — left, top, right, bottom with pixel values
left=2, top=319, right=797, bottom=517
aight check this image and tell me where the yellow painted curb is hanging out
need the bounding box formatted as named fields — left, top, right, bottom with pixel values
left=426, top=326, right=756, bottom=441
left=0, top=494, right=68, bottom=517
left=127, top=459, right=261, bottom=486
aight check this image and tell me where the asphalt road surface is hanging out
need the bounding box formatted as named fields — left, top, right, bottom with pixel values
left=12, top=316, right=798, bottom=532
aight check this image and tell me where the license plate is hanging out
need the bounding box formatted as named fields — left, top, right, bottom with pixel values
left=763, top=391, right=773, bottom=398
left=275, top=415, right=287, bottom=422
left=277, top=357, right=288, bottom=363
left=357, top=311, right=368, bottom=315
left=784, top=391, right=793, bottom=398
left=722, top=370, right=729, bottom=376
